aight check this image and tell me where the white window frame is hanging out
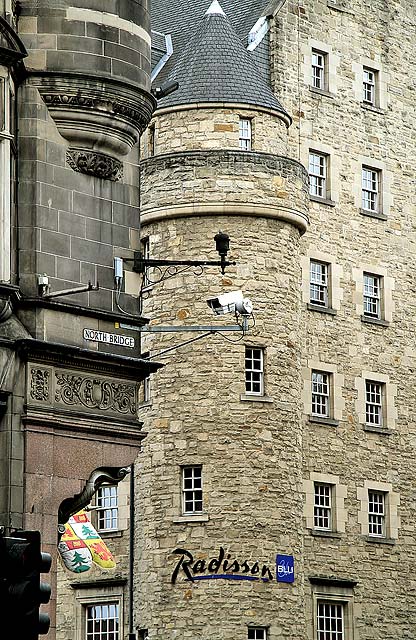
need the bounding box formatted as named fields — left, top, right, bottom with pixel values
left=311, top=371, right=330, bottom=418
left=248, top=628, right=267, bottom=640
left=94, top=485, right=119, bottom=532
left=316, top=600, right=344, bottom=640
left=311, top=50, right=326, bottom=90
left=314, top=483, right=333, bottom=531
left=182, top=465, right=203, bottom=514
left=0, top=71, right=13, bottom=283
left=363, top=273, right=381, bottom=319
left=245, top=347, right=264, bottom=396
left=310, top=260, right=329, bottom=307
left=365, top=380, right=383, bottom=427
left=239, top=117, right=252, bottom=151
left=368, top=490, right=386, bottom=537
left=309, top=152, right=327, bottom=198
left=363, top=67, right=376, bottom=105
left=85, top=601, right=120, bottom=640
left=361, top=166, right=380, bottom=212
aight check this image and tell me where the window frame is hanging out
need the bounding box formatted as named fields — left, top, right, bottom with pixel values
left=311, top=370, right=330, bottom=418
left=316, top=600, right=344, bottom=640
left=363, top=67, right=376, bottom=105
left=0, top=71, right=14, bottom=283
left=365, top=380, right=383, bottom=428
left=85, top=601, right=120, bottom=640
left=309, top=151, right=328, bottom=199
left=368, top=490, right=386, bottom=538
left=311, top=49, right=327, bottom=90
left=245, top=346, right=264, bottom=396
left=363, top=273, right=381, bottom=319
left=247, top=628, right=267, bottom=640
left=310, top=260, right=329, bottom=307
left=239, top=117, right=252, bottom=151
left=313, top=483, right=333, bottom=531
left=182, top=465, right=203, bottom=515
left=93, top=485, right=119, bottom=533
left=361, top=166, right=380, bottom=213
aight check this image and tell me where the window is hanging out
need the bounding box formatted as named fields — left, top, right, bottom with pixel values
left=311, top=50, right=327, bottom=90
left=86, top=602, right=119, bottom=640
left=239, top=118, right=252, bottom=151
left=368, top=490, right=385, bottom=537
left=309, top=152, right=327, bottom=198
left=0, top=73, right=15, bottom=282
left=95, top=485, right=118, bottom=532
left=248, top=629, right=267, bottom=640
left=141, top=236, right=151, bottom=287
left=361, top=167, right=380, bottom=212
left=147, top=124, right=155, bottom=156
left=314, top=483, right=332, bottom=530
left=245, top=347, right=264, bottom=396
left=182, top=466, right=203, bottom=514
left=363, top=67, right=376, bottom=105
left=311, top=371, right=330, bottom=418
left=365, top=380, right=383, bottom=427
left=310, top=261, right=329, bottom=307
left=363, top=273, right=381, bottom=319
left=316, top=601, right=344, bottom=640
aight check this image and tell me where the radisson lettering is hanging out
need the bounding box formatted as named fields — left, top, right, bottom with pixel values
left=171, top=547, right=280, bottom=584
left=83, top=328, right=135, bottom=348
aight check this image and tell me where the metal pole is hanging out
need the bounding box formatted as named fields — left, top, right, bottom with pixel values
left=128, top=463, right=136, bottom=640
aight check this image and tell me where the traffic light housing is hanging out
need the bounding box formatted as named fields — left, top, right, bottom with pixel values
left=0, top=530, right=52, bottom=639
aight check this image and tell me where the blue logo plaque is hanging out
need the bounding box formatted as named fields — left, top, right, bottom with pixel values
left=276, top=554, right=294, bottom=583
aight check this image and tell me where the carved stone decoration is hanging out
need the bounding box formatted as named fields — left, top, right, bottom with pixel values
left=55, top=373, right=137, bottom=415
left=30, top=368, right=50, bottom=402
left=58, top=466, right=130, bottom=528
left=31, top=75, right=156, bottom=159
left=66, top=148, right=123, bottom=181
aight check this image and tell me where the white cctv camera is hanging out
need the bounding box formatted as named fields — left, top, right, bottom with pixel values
left=207, top=290, right=253, bottom=316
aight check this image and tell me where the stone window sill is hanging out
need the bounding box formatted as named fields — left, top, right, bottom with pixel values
left=307, top=303, right=337, bottom=316
left=361, top=102, right=384, bottom=115
left=172, top=514, right=209, bottom=524
left=361, top=315, right=389, bottom=327
left=363, top=424, right=393, bottom=435
left=311, top=530, right=342, bottom=539
left=99, top=530, right=123, bottom=539
left=309, top=87, right=335, bottom=99
left=327, top=1, right=354, bottom=14
left=359, top=208, right=387, bottom=221
left=240, top=394, right=274, bottom=403
left=365, top=536, right=396, bottom=545
left=309, top=195, right=336, bottom=207
left=309, top=415, right=339, bottom=427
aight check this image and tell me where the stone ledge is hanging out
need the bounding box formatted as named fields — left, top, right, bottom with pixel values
left=309, top=195, right=336, bottom=207
left=172, top=514, right=209, bottom=524
left=307, top=303, right=337, bottom=316
left=363, top=425, right=393, bottom=435
left=309, top=87, right=335, bottom=99
left=240, top=394, right=274, bottom=403
left=359, top=208, right=388, bottom=221
left=361, top=103, right=385, bottom=115
left=309, top=415, right=339, bottom=427
left=365, top=536, right=396, bottom=545
left=311, top=530, right=342, bottom=539
left=361, top=315, right=390, bottom=327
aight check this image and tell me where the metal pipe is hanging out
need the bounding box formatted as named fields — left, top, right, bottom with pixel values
left=128, top=463, right=136, bottom=640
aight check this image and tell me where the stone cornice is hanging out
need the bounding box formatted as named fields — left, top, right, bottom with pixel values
left=141, top=202, right=309, bottom=233
left=14, top=338, right=162, bottom=380
left=154, top=101, right=291, bottom=127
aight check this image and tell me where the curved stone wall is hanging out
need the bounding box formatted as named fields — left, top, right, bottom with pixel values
left=140, top=150, right=309, bottom=233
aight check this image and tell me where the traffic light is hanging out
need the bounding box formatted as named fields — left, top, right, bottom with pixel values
left=0, top=530, right=52, bottom=639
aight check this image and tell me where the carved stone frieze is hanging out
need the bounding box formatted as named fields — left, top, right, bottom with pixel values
left=55, top=373, right=137, bottom=415
left=30, top=368, right=50, bottom=402
left=66, top=149, right=123, bottom=181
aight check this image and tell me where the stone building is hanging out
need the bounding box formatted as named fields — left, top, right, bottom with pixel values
left=0, top=1, right=161, bottom=638
left=133, top=0, right=416, bottom=639
left=1, top=0, right=415, bottom=639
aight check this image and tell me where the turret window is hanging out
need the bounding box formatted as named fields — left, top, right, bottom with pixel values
left=239, top=118, right=252, bottom=151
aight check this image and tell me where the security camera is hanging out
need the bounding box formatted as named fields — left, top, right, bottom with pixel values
left=207, top=290, right=253, bottom=316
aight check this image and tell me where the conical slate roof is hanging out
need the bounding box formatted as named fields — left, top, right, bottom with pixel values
left=157, top=0, right=290, bottom=120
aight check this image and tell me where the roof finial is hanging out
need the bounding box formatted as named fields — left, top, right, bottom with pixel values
left=205, top=0, right=225, bottom=16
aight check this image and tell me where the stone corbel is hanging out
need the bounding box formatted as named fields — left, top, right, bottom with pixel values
left=58, top=466, right=131, bottom=534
